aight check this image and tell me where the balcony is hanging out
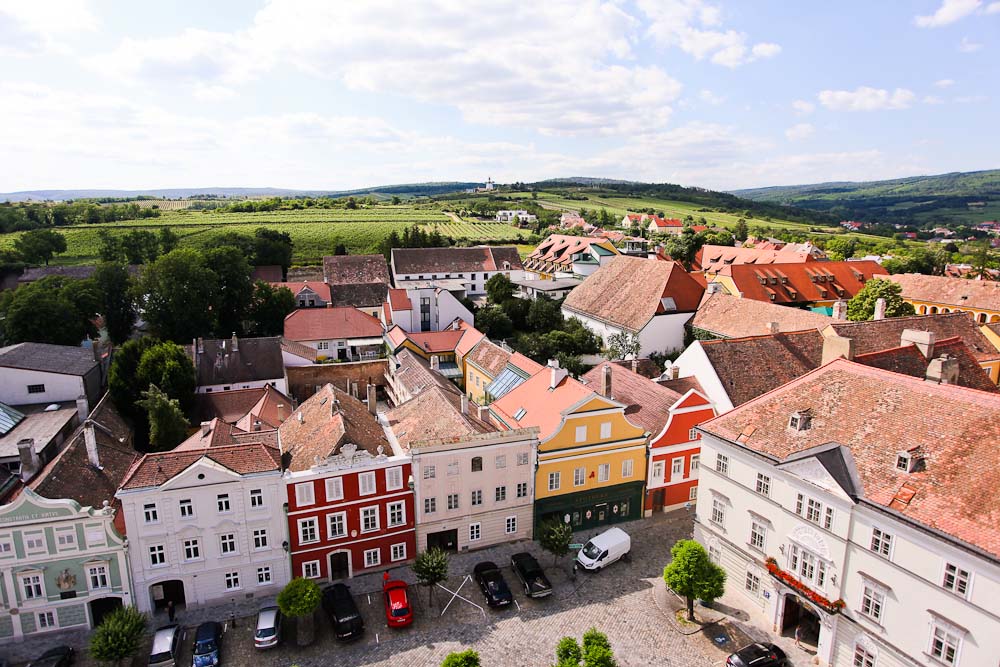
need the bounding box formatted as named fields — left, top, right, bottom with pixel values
left=765, top=557, right=845, bottom=615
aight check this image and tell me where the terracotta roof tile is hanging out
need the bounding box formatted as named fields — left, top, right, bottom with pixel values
left=718, top=261, right=887, bottom=305
left=466, top=339, right=512, bottom=377
left=527, top=235, right=618, bottom=268
left=388, top=289, right=411, bottom=311
left=390, top=349, right=456, bottom=399
left=580, top=362, right=680, bottom=434
left=280, top=338, right=318, bottom=362
left=692, top=293, right=835, bottom=338
left=852, top=337, right=998, bottom=393
left=454, top=321, right=485, bottom=358
left=888, top=273, right=1000, bottom=312
left=283, top=307, right=384, bottom=342
left=825, top=311, right=1000, bottom=363
left=490, top=366, right=594, bottom=440
left=509, top=353, right=544, bottom=375
left=269, top=281, right=332, bottom=301
left=322, top=254, right=390, bottom=285
left=694, top=245, right=816, bottom=273
left=657, top=375, right=705, bottom=395
left=386, top=386, right=494, bottom=450
left=119, top=442, right=281, bottom=490
left=395, top=329, right=465, bottom=354
left=392, top=247, right=523, bottom=275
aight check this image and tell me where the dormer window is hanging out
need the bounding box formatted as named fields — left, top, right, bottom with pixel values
left=895, top=450, right=922, bottom=472
left=788, top=410, right=811, bottom=431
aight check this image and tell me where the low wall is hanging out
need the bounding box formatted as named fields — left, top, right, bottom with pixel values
left=285, top=359, right=389, bottom=404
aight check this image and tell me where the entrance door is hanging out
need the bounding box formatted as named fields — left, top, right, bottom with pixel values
left=150, top=580, right=186, bottom=611
left=651, top=489, right=665, bottom=512
left=89, top=597, right=123, bottom=628
left=328, top=552, right=350, bottom=580
left=595, top=503, right=608, bottom=523
left=781, top=594, right=802, bottom=633
left=427, top=529, right=458, bottom=552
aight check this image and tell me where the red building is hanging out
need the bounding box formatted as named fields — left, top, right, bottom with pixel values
left=278, top=384, right=415, bottom=581
left=581, top=362, right=716, bottom=515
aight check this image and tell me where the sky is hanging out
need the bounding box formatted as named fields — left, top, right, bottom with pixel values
left=0, top=0, right=998, bottom=192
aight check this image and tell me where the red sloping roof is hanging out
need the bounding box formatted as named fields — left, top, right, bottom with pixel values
left=509, top=352, right=544, bottom=375
left=388, top=289, right=411, bottom=311
left=283, top=307, right=384, bottom=341
left=269, top=281, right=332, bottom=300
left=887, top=272, right=1000, bottom=312
left=455, top=321, right=485, bottom=358
left=580, top=361, right=681, bottom=434
left=119, top=443, right=281, bottom=490
left=852, top=337, right=999, bottom=393
left=694, top=245, right=816, bottom=273
left=490, top=368, right=594, bottom=440
left=401, top=329, right=465, bottom=354
left=720, top=261, right=887, bottom=305
left=650, top=217, right=683, bottom=228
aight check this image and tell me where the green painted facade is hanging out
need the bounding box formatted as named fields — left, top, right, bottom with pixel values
left=533, top=480, right=644, bottom=532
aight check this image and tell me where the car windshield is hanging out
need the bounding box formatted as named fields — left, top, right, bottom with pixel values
left=390, top=604, right=410, bottom=617
left=193, top=654, right=217, bottom=667
left=255, top=627, right=275, bottom=638
left=149, top=652, right=171, bottom=665
left=582, top=542, right=602, bottom=559
left=194, top=639, right=217, bottom=654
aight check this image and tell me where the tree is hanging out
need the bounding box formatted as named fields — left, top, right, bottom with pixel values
left=824, top=236, right=857, bottom=261
left=441, top=650, right=481, bottom=667
left=0, top=276, right=98, bottom=346
left=158, top=227, right=179, bottom=255
left=556, top=637, right=583, bottom=666
left=603, top=331, right=642, bottom=360
left=734, top=219, right=748, bottom=242
left=254, top=228, right=294, bottom=279
left=475, top=305, right=513, bottom=340
left=204, top=246, right=253, bottom=337
left=527, top=296, right=564, bottom=331
left=120, top=230, right=159, bottom=264
left=137, top=385, right=189, bottom=451
left=93, top=263, right=137, bottom=345
left=334, top=243, right=348, bottom=256
left=391, top=195, right=402, bottom=205
left=539, top=517, right=573, bottom=566
left=139, top=249, right=218, bottom=342
left=246, top=282, right=296, bottom=336
left=660, top=228, right=703, bottom=269
left=846, top=278, right=915, bottom=321
left=412, top=547, right=449, bottom=605
left=485, top=273, right=516, bottom=305
left=98, top=230, right=124, bottom=262
left=135, top=341, right=197, bottom=411
left=553, top=629, right=618, bottom=667
left=109, top=337, right=159, bottom=419
left=662, top=539, right=726, bottom=621
left=276, top=577, right=322, bottom=646
left=89, top=605, right=147, bottom=666
left=14, top=229, right=66, bottom=265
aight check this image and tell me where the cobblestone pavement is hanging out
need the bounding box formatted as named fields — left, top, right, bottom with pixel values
left=11, top=510, right=741, bottom=667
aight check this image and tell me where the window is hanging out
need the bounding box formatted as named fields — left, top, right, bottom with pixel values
left=179, top=499, right=194, bottom=518
left=364, top=548, right=381, bottom=568
left=789, top=545, right=826, bottom=589
left=825, top=507, right=835, bottom=530
left=505, top=516, right=517, bottom=534
left=388, top=501, right=405, bottom=527
left=514, top=408, right=526, bottom=420
left=745, top=571, right=761, bottom=595
left=219, top=532, right=238, bottom=555
left=21, top=573, right=43, bottom=600
left=708, top=544, right=721, bottom=563
left=691, top=454, right=699, bottom=470
left=325, top=477, right=344, bottom=501
left=517, top=452, right=529, bottom=466
left=143, top=503, right=159, bottom=523
left=671, top=458, right=683, bottom=476
left=27, top=384, right=45, bottom=394
left=471, top=489, right=482, bottom=506
left=651, top=461, right=664, bottom=481
left=0, top=538, right=12, bottom=557
left=149, top=544, right=166, bottom=566
left=359, top=472, right=377, bottom=496
left=295, top=483, right=315, bottom=506
left=598, top=463, right=610, bottom=482
left=622, top=459, right=634, bottom=478
left=447, top=462, right=459, bottom=476
left=424, top=497, right=437, bottom=514
left=447, top=493, right=460, bottom=510
left=749, top=521, right=766, bottom=551
left=942, top=563, right=970, bottom=597
left=860, top=585, right=884, bottom=622
left=86, top=564, right=109, bottom=590
left=711, top=499, right=726, bottom=526
left=600, top=422, right=611, bottom=439
left=252, top=528, right=268, bottom=550
left=495, top=486, right=507, bottom=502
left=688, top=427, right=699, bottom=441
left=37, top=611, right=56, bottom=629
left=247, top=488, right=263, bottom=509
left=548, top=471, right=560, bottom=491
left=257, top=567, right=273, bottom=585
left=24, top=533, right=45, bottom=554
left=516, top=482, right=528, bottom=498
left=361, top=506, right=379, bottom=532
left=225, top=572, right=241, bottom=590
left=423, top=465, right=436, bottom=479
left=853, top=646, right=875, bottom=667
left=689, top=485, right=698, bottom=500
left=755, top=473, right=771, bottom=497
left=318, top=341, right=329, bottom=350
left=930, top=624, right=961, bottom=665
left=391, top=543, right=406, bottom=562
left=385, top=466, right=403, bottom=490
left=574, top=466, right=586, bottom=487
left=183, top=539, right=201, bottom=561
left=469, top=523, right=481, bottom=541
left=303, top=561, right=320, bottom=578
left=55, top=528, right=76, bottom=550
left=870, top=528, right=893, bottom=559
left=298, top=518, right=318, bottom=544
left=575, top=425, right=587, bottom=443
left=328, top=513, right=347, bottom=538
left=471, top=457, right=483, bottom=472
left=495, top=455, right=506, bottom=469
left=798, top=494, right=834, bottom=529
left=715, top=454, right=729, bottom=475
left=217, top=494, right=231, bottom=513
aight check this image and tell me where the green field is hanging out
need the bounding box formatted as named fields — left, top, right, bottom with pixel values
left=0, top=207, right=534, bottom=266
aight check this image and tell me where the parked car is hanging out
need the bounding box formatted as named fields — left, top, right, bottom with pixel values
left=472, top=561, right=513, bottom=607
left=149, top=625, right=182, bottom=667
left=726, top=643, right=788, bottom=667
left=576, top=527, right=631, bottom=571
left=26, top=646, right=74, bottom=667
left=383, top=578, right=413, bottom=627
left=322, top=583, right=365, bottom=640
left=510, top=552, right=553, bottom=598
left=191, top=621, right=222, bottom=667
left=253, top=607, right=282, bottom=650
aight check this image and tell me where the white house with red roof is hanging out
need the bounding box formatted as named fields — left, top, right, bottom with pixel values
left=283, top=307, right=385, bottom=361
left=381, top=286, right=473, bottom=333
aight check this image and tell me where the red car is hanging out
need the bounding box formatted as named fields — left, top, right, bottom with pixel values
left=383, top=579, right=413, bottom=627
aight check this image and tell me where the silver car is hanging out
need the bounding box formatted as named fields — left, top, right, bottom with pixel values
left=253, top=606, right=282, bottom=650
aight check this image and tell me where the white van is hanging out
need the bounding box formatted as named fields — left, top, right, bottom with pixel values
left=576, top=527, right=631, bottom=571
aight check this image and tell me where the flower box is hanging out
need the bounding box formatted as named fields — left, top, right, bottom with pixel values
left=765, top=557, right=845, bottom=614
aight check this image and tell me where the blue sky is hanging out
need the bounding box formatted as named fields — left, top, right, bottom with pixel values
left=1, top=0, right=997, bottom=191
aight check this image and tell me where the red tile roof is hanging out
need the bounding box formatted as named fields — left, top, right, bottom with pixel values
left=119, top=442, right=280, bottom=490
left=526, top=235, right=618, bottom=268
left=466, top=339, right=512, bottom=377
left=283, top=307, right=384, bottom=342
left=580, top=361, right=681, bottom=435
left=322, top=254, right=390, bottom=285
left=269, top=281, right=332, bottom=300
left=454, top=320, right=485, bottom=358
left=694, top=245, right=817, bottom=273
left=888, top=272, right=1000, bottom=312
left=386, top=386, right=494, bottom=450
left=852, top=337, right=998, bottom=393
left=397, top=329, right=465, bottom=354
left=692, top=293, right=835, bottom=338
left=718, top=261, right=887, bottom=305
left=509, top=352, right=544, bottom=375
left=490, top=366, right=595, bottom=440
left=388, top=289, right=411, bottom=311
left=392, top=247, right=523, bottom=275
left=824, top=311, right=1000, bottom=363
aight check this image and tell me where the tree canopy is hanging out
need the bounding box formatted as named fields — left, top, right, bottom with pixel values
left=93, top=262, right=137, bottom=345
left=137, top=385, right=189, bottom=452
left=88, top=605, right=147, bottom=665
left=662, top=539, right=726, bottom=621
left=13, top=228, right=67, bottom=265
left=138, top=249, right=219, bottom=342
left=276, top=577, right=322, bottom=618
left=412, top=547, right=449, bottom=604
left=0, top=275, right=99, bottom=346
left=539, top=517, right=573, bottom=566
left=441, top=650, right=481, bottom=667
left=846, top=278, right=915, bottom=321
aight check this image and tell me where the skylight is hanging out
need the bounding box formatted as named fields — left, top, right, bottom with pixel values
left=514, top=408, right=526, bottom=420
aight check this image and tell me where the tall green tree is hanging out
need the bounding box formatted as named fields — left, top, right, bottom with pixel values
left=276, top=577, right=322, bottom=647
left=603, top=331, right=642, bottom=361
left=253, top=228, right=294, bottom=279
left=486, top=273, right=516, bottom=304
left=139, top=249, right=218, bottom=342
left=539, top=517, right=573, bottom=567
left=14, top=229, right=67, bottom=265
left=734, top=219, right=749, bottom=242
left=204, top=246, right=253, bottom=337
left=135, top=341, right=197, bottom=411
left=846, top=278, right=915, bottom=321
left=93, top=263, right=137, bottom=345
left=109, top=337, right=159, bottom=418
left=475, top=306, right=513, bottom=340
left=527, top=296, right=563, bottom=331
left=442, top=650, right=481, bottom=667
left=412, top=547, right=449, bottom=605
left=158, top=227, right=180, bottom=255
left=0, top=276, right=98, bottom=345
left=660, top=228, right=703, bottom=270
left=662, top=539, right=726, bottom=621
left=824, top=236, right=857, bottom=261
left=98, top=230, right=124, bottom=262
left=137, top=385, right=189, bottom=452
left=120, top=230, right=159, bottom=264
left=89, top=605, right=147, bottom=667
left=247, top=282, right=296, bottom=336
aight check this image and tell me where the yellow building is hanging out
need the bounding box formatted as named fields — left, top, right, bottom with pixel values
left=888, top=273, right=1000, bottom=323
left=384, top=321, right=484, bottom=387
left=464, top=339, right=544, bottom=405
left=490, top=361, right=647, bottom=531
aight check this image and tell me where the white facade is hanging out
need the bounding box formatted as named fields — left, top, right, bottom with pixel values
left=695, top=433, right=1000, bottom=667
left=299, top=336, right=384, bottom=362
left=198, top=377, right=288, bottom=395
left=394, top=269, right=525, bottom=297
left=388, top=287, right=474, bottom=333
left=0, top=367, right=91, bottom=409
left=117, top=461, right=291, bottom=613
left=672, top=341, right=736, bottom=413
left=562, top=310, right=694, bottom=357
left=495, top=210, right=537, bottom=223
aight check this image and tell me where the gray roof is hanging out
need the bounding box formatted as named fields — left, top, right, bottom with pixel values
left=0, top=343, right=99, bottom=376
left=513, top=278, right=581, bottom=291
left=328, top=282, right=389, bottom=309
left=189, top=337, right=285, bottom=387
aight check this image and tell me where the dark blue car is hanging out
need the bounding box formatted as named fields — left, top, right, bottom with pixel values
left=192, top=622, right=222, bottom=667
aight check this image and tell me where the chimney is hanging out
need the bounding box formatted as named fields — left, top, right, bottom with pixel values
left=92, top=339, right=101, bottom=363
left=331, top=399, right=341, bottom=416
left=252, top=420, right=262, bottom=432
left=822, top=334, right=855, bottom=365
left=662, top=363, right=680, bottom=381
left=17, top=439, right=40, bottom=481
left=600, top=364, right=612, bottom=397
left=84, top=421, right=101, bottom=469
left=430, top=355, right=440, bottom=370
left=76, top=394, right=89, bottom=422
left=200, top=421, right=212, bottom=436
left=323, top=276, right=329, bottom=284
left=231, top=333, right=239, bottom=352
left=766, top=322, right=780, bottom=335
left=901, top=329, right=935, bottom=359
left=367, top=383, right=377, bottom=415
left=832, top=300, right=847, bottom=320
left=197, top=337, right=204, bottom=354
left=873, top=297, right=887, bottom=321
left=630, top=359, right=639, bottom=374
left=547, top=358, right=568, bottom=389
left=352, top=381, right=359, bottom=399
left=461, top=394, right=469, bottom=415
left=926, top=354, right=960, bottom=385
left=192, top=338, right=199, bottom=367
left=297, top=411, right=304, bottom=423
left=478, top=404, right=490, bottom=421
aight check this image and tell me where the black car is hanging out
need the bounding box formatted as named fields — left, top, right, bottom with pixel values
left=510, top=552, right=553, bottom=598
left=192, top=621, right=222, bottom=667
left=726, top=643, right=788, bottom=667
left=322, top=583, right=365, bottom=640
left=472, top=561, right=513, bottom=607
left=27, top=646, right=74, bottom=667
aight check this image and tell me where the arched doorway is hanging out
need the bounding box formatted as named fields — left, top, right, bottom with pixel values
left=781, top=594, right=820, bottom=648
left=89, top=596, right=123, bottom=628
left=150, top=579, right=186, bottom=612
left=328, top=551, right=351, bottom=580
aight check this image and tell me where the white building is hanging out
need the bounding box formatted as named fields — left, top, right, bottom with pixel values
left=694, top=359, right=1000, bottom=667
left=495, top=210, right=536, bottom=224
left=383, top=286, right=473, bottom=333
left=116, top=442, right=290, bottom=613
left=283, top=307, right=385, bottom=362
left=391, top=247, right=525, bottom=297
left=188, top=336, right=291, bottom=395
left=0, top=343, right=103, bottom=413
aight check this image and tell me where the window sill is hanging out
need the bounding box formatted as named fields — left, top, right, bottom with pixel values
left=854, top=611, right=885, bottom=631
left=360, top=529, right=380, bottom=535
left=923, top=653, right=958, bottom=667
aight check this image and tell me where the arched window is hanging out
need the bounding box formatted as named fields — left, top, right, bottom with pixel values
left=978, top=313, right=987, bottom=324
left=471, top=457, right=483, bottom=472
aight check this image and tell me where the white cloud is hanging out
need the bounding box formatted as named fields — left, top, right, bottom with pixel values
left=923, top=95, right=946, bottom=104
left=0, top=0, right=98, bottom=55
left=785, top=123, right=815, bottom=141
left=955, top=94, right=988, bottom=103
left=988, top=1, right=1000, bottom=12
left=959, top=36, right=983, bottom=51
left=699, top=89, right=726, bottom=105
left=792, top=99, right=816, bottom=114
left=934, top=78, right=955, bottom=87
left=638, top=0, right=781, bottom=67
left=915, top=0, right=981, bottom=27
left=818, top=87, right=916, bottom=111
